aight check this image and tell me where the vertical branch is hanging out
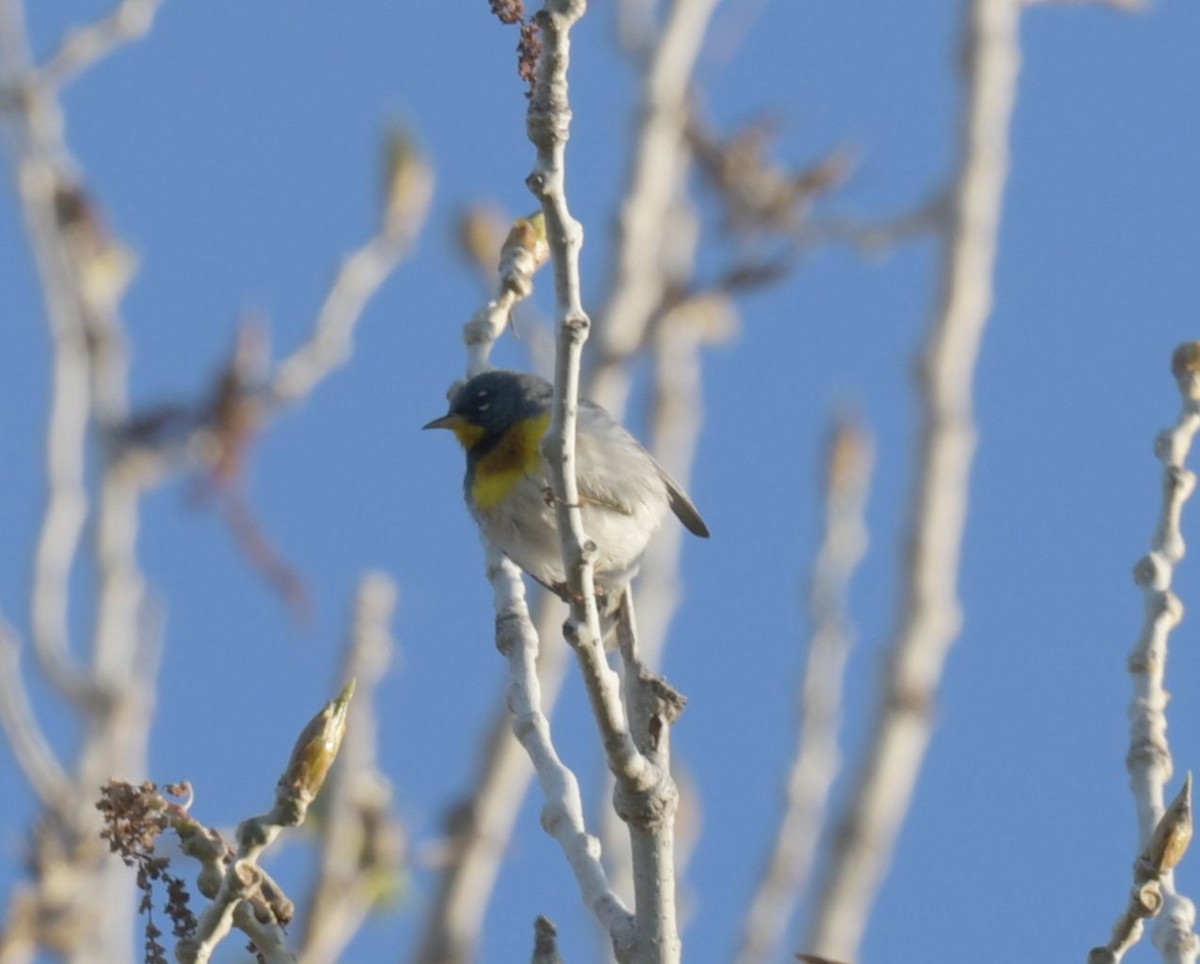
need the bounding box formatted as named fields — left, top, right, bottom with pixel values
left=489, top=550, right=636, bottom=958
left=0, top=0, right=96, bottom=706
left=1120, top=343, right=1200, bottom=962
left=598, top=294, right=733, bottom=911
left=528, top=0, right=647, bottom=791
left=301, top=573, right=403, bottom=964
left=613, top=596, right=685, bottom=963
left=431, top=193, right=637, bottom=955
left=410, top=595, right=569, bottom=964
left=529, top=5, right=703, bottom=959
left=589, top=0, right=722, bottom=415
left=0, top=616, right=69, bottom=809
left=736, top=418, right=874, bottom=964
left=0, top=3, right=152, bottom=960
left=804, top=0, right=1021, bottom=959
left=412, top=213, right=558, bottom=964
left=416, top=2, right=718, bottom=950
left=635, top=296, right=734, bottom=664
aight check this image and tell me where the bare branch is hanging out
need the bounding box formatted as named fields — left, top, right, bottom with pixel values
left=416, top=0, right=717, bottom=932
left=301, top=574, right=404, bottom=964
left=0, top=617, right=70, bottom=807
left=177, top=682, right=355, bottom=964
left=1110, top=342, right=1200, bottom=961
left=529, top=0, right=652, bottom=790
left=531, top=915, right=564, bottom=964
left=411, top=593, right=569, bottom=964
left=270, top=130, right=433, bottom=407
left=1092, top=776, right=1195, bottom=963
left=34, top=0, right=162, bottom=91
left=805, top=1, right=1022, bottom=958
left=489, top=547, right=635, bottom=956
left=736, top=417, right=874, bottom=964
left=589, top=0, right=722, bottom=414
left=529, top=19, right=687, bottom=957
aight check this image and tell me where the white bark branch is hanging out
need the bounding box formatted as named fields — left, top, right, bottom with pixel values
left=413, top=210, right=555, bottom=964
left=0, top=0, right=100, bottom=707
left=411, top=594, right=569, bottom=964
left=489, top=549, right=636, bottom=958
left=178, top=683, right=355, bottom=964
left=33, top=0, right=162, bottom=91
left=737, top=418, right=874, bottom=964
left=529, top=0, right=650, bottom=793
left=417, top=1, right=718, bottom=945
left=0, top=5, right=152, bottom=959
left=300, top=573, right=401, bottom=964
left=589, top=0, right=721, bottom=415
left=270, top=144, right=432, bottom=406
left=804, top=1, right=1021, bottom=958
left=1108, top=343, right=1200, bottom=963
left=527, top=8, right=686, bottom=959
left=0, top=617, right=70, bottom=807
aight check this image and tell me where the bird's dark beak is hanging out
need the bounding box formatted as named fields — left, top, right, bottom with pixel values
left=422, top=413, right=461, bottom=431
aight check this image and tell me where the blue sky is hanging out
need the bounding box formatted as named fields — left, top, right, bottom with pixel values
left=3, top=2, right=1200, bottom=962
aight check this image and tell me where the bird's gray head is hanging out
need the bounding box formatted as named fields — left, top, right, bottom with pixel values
left=423, top=370, right=550, bottom=452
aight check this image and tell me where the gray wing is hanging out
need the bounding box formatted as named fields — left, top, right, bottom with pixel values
left=576, top=398, right=710, bottom=538
left=652, top=457, right=709, bottom=538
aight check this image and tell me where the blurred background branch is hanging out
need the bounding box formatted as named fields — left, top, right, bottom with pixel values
left=804, top=0, right=1022, bottom=958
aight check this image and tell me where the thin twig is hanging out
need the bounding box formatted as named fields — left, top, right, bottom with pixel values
left=529, top=0, right=649, bottom=795
left=270, top=135, right=433, bottom=406
left=1092, top=776, right=1195, bottom=963
left=589, top=0, right=722, bottom=415
left=490, top=553, right=635, bottom=957
left=599, top=293, right=733, bottom=911
left=412, top=212, right=554, bottom=964
left=804, top=1, right=1022, bottom=959
left=411, top=594, right=568, bottom=964
left=300, top=574, right=402, bottom=964
left=531, top=915, right=564, bottom=964
left=0, top=617, right=70, bottom=807
left=177, top=683, right=355, bottom=964
left=419, top=0, right=717, bottom=953
left=1106, top=343, right=1200, bottom=962
left=34, top=0, right=162, bottom=91
left=736, top=418, right=874, bottom=964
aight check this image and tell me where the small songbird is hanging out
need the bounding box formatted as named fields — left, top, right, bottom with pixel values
left=424, top=370, right=708, bottom=607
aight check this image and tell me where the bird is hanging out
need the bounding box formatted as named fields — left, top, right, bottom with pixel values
left=424, top=369, right=708, bottom=610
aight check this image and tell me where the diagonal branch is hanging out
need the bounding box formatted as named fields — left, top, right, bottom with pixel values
left=529, top=4, right=682, bottom=962
left=0, top=616, right=70, bottom=808
left=270, top=132, right=433, bottom=407
left=736, top=417, right=874, bottom=964
left=34, top=0, right=163, bottom=91
left=589, top=0, right=721, bottom=415
left=804, top=0, right=1022, bottom=958
left=301, top=573, right=403, bottom=964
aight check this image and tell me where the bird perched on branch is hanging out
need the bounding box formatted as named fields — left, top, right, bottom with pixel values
left=424, top=369, right=708, bottom=610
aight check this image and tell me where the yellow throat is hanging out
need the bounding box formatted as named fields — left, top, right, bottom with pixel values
left=468, top=411, right=551, bottom=509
